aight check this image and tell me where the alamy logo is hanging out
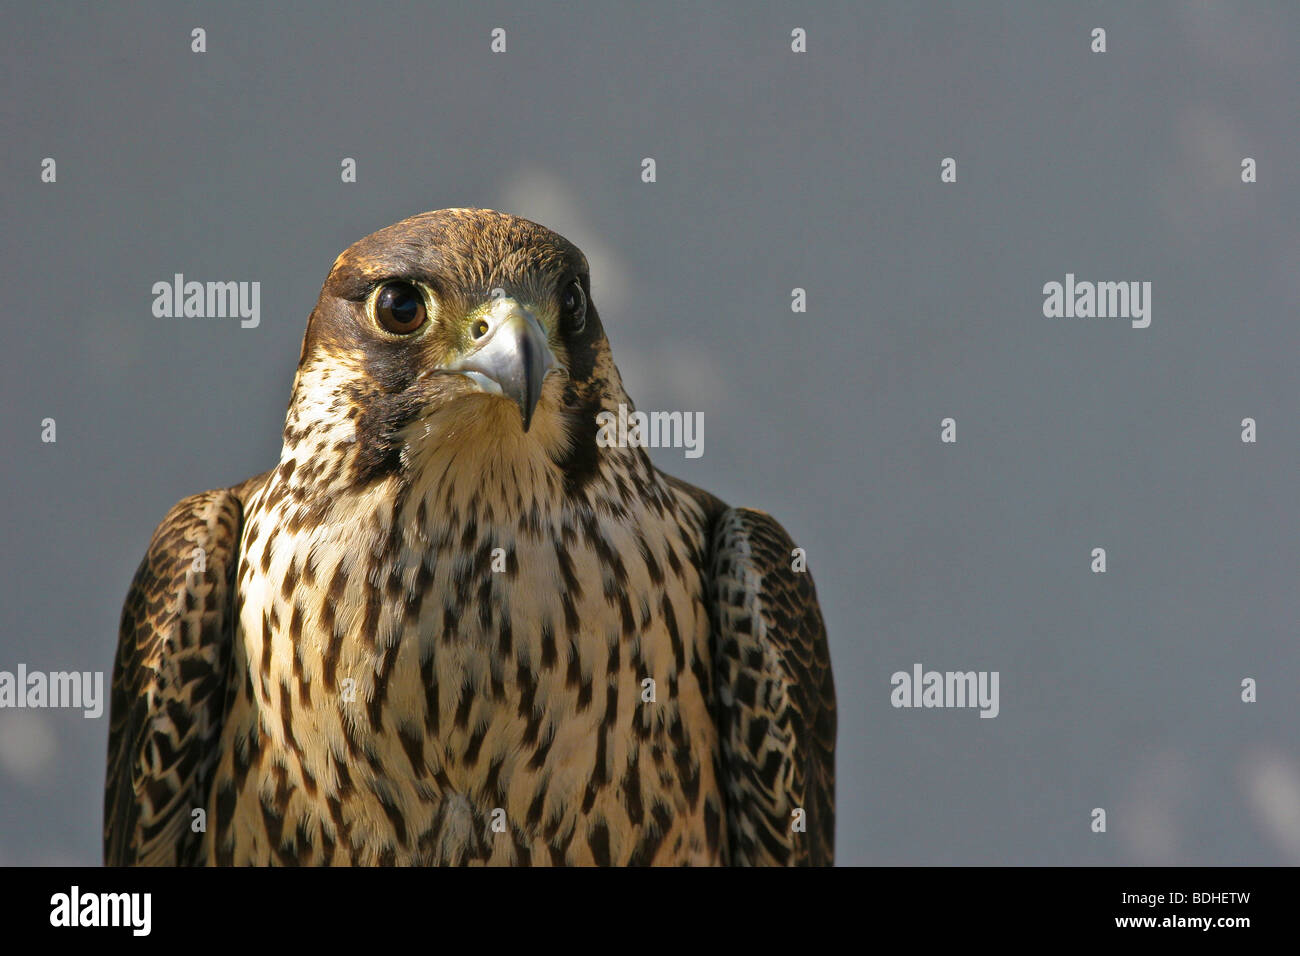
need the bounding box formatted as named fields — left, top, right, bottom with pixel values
left=151, top=274, right=260, bottom=328
left=596, top=403, right=703, bottom=459
left=0, top=664, right=103, bottom=718
left=50, top=886, right=151, bottom=936
left=1042, top=273, right=1151, bottom=328
left=891, top=663, right=1000, bottom=718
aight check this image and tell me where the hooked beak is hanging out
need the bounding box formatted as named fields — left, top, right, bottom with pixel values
left=441, top=297, right=557, bottom=432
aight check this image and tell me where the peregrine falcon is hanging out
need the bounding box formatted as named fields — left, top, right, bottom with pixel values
left=104, top=208, right=836, bottom=866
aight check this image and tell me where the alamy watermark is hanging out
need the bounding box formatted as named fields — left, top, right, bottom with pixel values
left=596, top=403, right=703, bottom=459
left=0, top=664, right=104, bottom=718
left=1042, top=273, right=1151, bottom=329
left=891, top=662, right=999, bottom=718
left=152, top=274, right=260, bottom=328
left=50, top=886, right=150, bottom=936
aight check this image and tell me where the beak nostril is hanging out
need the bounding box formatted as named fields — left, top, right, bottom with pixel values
left=441, top=301, right=556, bottom=433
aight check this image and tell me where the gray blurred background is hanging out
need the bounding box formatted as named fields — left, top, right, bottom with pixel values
left=2, top=1, right=1298, bottom=865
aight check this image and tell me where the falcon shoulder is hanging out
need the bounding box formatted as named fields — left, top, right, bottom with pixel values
left=704, top=503, right=837, bottom=865
left=103, top=472, right=266, bottom=865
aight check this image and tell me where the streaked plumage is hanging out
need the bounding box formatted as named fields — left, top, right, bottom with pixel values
left=105, top=208, right=835, bottom=865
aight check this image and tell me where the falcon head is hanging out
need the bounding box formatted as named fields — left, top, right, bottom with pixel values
left=285, top=208, right=621, bottom=491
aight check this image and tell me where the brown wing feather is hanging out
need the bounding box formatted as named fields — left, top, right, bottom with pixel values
left=104, top=475, right=264, bottom=865
left=708, top=507, right=836, bottom=865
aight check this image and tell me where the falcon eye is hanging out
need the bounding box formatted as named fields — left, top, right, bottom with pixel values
left=559, top=278, right=586, bottom=334
left=472, top=318, right=489, bottom=339
left=374, top=282, right=427, bottom=334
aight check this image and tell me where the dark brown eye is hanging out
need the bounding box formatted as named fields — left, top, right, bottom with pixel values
left=560, top=278, right=586, bottom=334
left=375, top=281, right=427, bottom=334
